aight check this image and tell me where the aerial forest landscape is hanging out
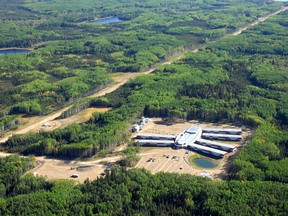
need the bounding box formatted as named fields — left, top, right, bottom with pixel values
left=0, top=0, right=288, bottom=215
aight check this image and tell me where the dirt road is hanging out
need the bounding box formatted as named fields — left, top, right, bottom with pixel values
left=0, top=72, right=145, bottom=143
left=1, top=6, right=287, bottom=144
left=232, top=6, right=288, bottom=36
left=0, top=68, right=175, bottom=143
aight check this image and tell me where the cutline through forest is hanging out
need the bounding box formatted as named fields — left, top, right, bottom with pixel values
left=0, top=5, right=287, bottom=144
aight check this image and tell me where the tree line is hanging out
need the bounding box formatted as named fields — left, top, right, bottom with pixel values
left=0, top=163, right=287, bottom=216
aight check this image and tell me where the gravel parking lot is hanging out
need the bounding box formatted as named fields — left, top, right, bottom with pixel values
left=136, top=147, right=224, bottom=177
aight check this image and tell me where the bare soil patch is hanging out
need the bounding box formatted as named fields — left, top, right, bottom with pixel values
left=29, top=157, right=108, bottom=183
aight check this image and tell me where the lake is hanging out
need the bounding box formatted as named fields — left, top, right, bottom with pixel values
left=90, top=17, right=123, bottom=24
left=192, top=157, right=217, bottom=169
left=0, top=49, right=30, bottom=56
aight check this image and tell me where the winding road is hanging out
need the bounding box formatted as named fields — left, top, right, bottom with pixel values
left=0, top=6, right=287, bottom=144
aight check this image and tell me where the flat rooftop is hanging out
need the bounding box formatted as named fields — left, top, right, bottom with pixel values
left=186, top=126, right=202, bottom=134
left=188, top=143, right=228, bottom=155
left=134, top=139, right=175, bottom=144
left=196, top=139, right=238, bottom=149
left=203, top=128, right=242, bottom=132
left=176, top=126, right=202, bottom=146
left=137, top=134, right=176, bottom=139
left=202, top=133, right=242, bottom=138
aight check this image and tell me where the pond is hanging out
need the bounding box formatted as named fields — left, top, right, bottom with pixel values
left=192, top=157, right=217, bottom=169
left=0, top=49, right=30, bottom=56
left=90, top=17, right=123, bottom=24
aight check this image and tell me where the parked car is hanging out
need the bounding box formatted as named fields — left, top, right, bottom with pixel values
left=71, top=174, right=79, bottom=178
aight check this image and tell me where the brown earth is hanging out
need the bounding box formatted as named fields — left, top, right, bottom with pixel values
left=34, top=107, right=111, bottom=132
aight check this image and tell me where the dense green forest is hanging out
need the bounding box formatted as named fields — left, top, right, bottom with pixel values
left=3, top=9, right=288, bottom=162
left=0, top=159, right=287, bottom=215
left=0, top=0, right=283, bottom=131
left=0, top=0, right=288, bottom=215
left=0, top=0, right=282, bottom=48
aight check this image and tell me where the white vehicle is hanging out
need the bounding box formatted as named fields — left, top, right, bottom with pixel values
left=42, top=122, right=51, bottom=127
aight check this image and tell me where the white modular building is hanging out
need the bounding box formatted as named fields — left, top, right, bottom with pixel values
left=202, top=128, right=242, bottom=135
left=202, top=133, right=242, bottom=141
left=196, top=139, right=237, bottom=152
left=175, top=126, right=202, bottom=148
left=136, top=133, right=176, bottom=140
left=134, top=139, right=175, bottom=147
left=131, top=125, right=140, bottom=132
left=187, top=143, right=228, bottom=158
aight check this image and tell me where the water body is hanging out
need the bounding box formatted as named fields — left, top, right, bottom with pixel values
left=192, top=157, right=217, bottom=169
left=90, top=17, right=123, bottom=24
left=0, top=49, right=30, bottom=56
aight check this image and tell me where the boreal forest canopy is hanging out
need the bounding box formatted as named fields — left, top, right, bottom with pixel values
left=0, top=0, right=287, bottom=215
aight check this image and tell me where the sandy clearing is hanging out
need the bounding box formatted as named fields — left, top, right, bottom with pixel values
left=28, top=158, right=106, bottom=183
left=35, top=107, right=111, bottom=132
left=28, top=155, right=123, bottom=183
left=0, top=106, right=71, bottom=143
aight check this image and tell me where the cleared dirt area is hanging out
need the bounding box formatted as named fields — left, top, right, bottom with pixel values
left=28, top=155, right=122, bottom=183
left=0, top=108, right=111, bottom=139
left=134, top=118, right=250, bottom=179
left=35, top=107, right=111, bottom=132
left=28, top=158, right=104, bottom=183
